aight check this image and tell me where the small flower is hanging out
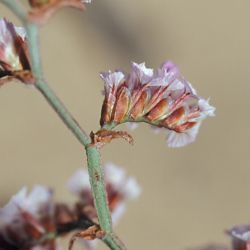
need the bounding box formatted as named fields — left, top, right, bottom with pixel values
left=0, top=19, right=32, bottom=85
left=0, top=186, right=58, bottom=249
left=67, top=163, right=141, bottom=249
left=227, top=225, right=250, bottom=250
left=100, top=61, right=215, bottom=147
left=187, top=244, right=229, bottom=250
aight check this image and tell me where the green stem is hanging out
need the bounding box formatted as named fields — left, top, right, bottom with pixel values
left=36, top=79, right=91, bottom=145
left=85, top=146, right=112, bottom=231
left=1, top=5, right=124, bottom=249
left=0, top=0, right=27, bottom=21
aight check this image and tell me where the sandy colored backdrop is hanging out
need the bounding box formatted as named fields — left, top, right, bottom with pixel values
left=1, top=1, right=250, bottom=249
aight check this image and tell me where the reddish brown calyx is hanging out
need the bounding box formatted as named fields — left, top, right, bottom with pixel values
left=29, top=0, right=50, bottom=8
left=28, top=0, right=86, bottom=25
left=0, top=70, right=35, bottom=87
left=90, top=129, right=134, bottom=148
left=68, top=225, right=105, bottom=250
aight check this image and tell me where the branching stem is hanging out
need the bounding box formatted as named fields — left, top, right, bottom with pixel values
left=0, top=1, right=124, bottom=249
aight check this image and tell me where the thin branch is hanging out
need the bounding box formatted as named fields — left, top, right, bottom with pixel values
left=0, top=3, right=125, bottom=249
left=0, top=0, right=27, bottom=21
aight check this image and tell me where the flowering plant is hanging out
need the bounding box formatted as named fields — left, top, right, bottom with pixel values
left=2, top=1, right=241, bottom=250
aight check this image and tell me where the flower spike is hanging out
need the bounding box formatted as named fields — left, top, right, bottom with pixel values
left=0, top=19, right=33, bottom=85
left=100, top=61, right=215, bottom=147
left=0, top=186, right=58, bottom=249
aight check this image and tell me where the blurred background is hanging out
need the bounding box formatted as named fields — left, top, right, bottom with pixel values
left=1, top=0, right=250, bottom=249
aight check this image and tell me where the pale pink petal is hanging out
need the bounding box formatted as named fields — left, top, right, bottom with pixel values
left=0, top=187, right=27, bottom=227
left=126, top=122, right=139, bottom=130
left=122, top=177, right=142, bottom=200
left=161, top=60, right=180, bottom=76
left=67, top=168, right=90, bottom=196
left=198, top=99, right=216, bottom=118
left=112, top=202, right=126, bottom=226
left=104, top=163, right=126, bottom=190
left=166, top=122, right=201, bottom=148
left=100, top=71, right=125, bottom=90
left=131, top=62, right=153, bottom=84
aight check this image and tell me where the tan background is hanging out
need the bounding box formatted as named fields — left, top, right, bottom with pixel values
left=0, top=1, right=250, bottom=249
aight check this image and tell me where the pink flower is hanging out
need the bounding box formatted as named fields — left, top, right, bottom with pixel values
left=0, top=19, right=32, bottom=85
left=100, top=61, right=215, bottom=147
left=187, top=244, right=229, bottom=250
left=0, top=186, right=59, bottom=250
left=227, top=225, right=250, bottom=250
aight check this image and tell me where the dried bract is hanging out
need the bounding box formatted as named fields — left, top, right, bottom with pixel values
left=28, top=0, right=91, bottom=24
left=100, top=61, right=215, bottom=147
left=0, top=186, right=58, bottom=249
left=0, top=19, right=32, bottom=85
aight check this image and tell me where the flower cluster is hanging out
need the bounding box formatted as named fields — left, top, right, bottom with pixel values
left=0, top=186, right=58, bottom=250
left=0, top=19, right=32, bottom=85
left=68, top=163, right=141, bottom=224
left=100, top=61, right=215, bottom=147
left=188, top=225, right=250, bottom=250
left=188, top=244, right=229, bottom=250
left=0, top=164, right=141, bottom=250
left=228, top=225, right=250, bottom=250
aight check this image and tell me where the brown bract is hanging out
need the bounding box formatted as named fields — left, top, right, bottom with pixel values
left=69, top=225, right=105, bottom=250
left=28, top=0, right=86, bottom=25
left=90, top=129, right=134, bottom=148
left=0, top=71, right=35, bottom=87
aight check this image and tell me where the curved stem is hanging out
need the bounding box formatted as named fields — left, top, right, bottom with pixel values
left=1, top=3, right=124, bottom=249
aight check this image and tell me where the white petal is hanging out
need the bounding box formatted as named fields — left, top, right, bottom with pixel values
left=122, top=177, right=142, bottom=200
left=185, top=81, right=198, bottom=95
left=80, top=238, right=98, bottom=250
left=0, top=187, right=27, bottom=227
left=0, top=19, right=10, bottom=44
left=24, top=186, right=52, bottom=215
left=81, top=0, right=92, bottom=3
left=231, top=230, right=250, bottom=242
left=15, top=26, right=26, bottom=40
left=111, top=202, right=126, bottom=226
left=126, top=122, right=139, bottom=130
left=199, top=99, right=216, bottom=118
left=100, top=71, right=125, bottom=89
left=166, top=123, right=201, bottom=148
left=67, top=169, right=91, bottom=196
left=132, top=62, right=153, bottom=84
left=104, top=163, right=126, bottom=190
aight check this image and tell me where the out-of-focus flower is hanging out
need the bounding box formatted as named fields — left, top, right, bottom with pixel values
left=0, top=19, right=32, bottom=85
left=187, top=244, right=229, bottom=250
left=227, top=225, right=250, bottom=250
left=0, top=186, right=58, bottom=250
left=100, top=61, right=215, bottom=147
left=68, top=163, right=141, bottom=249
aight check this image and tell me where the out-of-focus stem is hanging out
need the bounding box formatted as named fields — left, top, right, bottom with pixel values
left=0, top=0, right=27, bottom=21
